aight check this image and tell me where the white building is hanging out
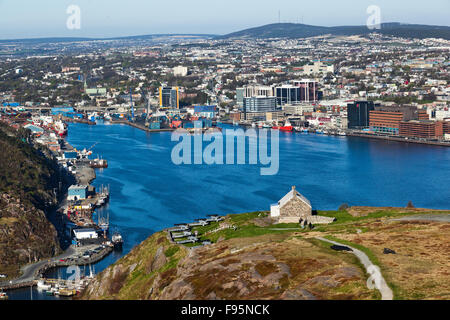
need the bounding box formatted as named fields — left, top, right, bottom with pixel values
left=173, top=66, right=188, bottom=77
left=283, top=104, right=315, bottom=115
left=303, top=61, right=334, bottom=75
left=73, top=228, right=98, bottom=240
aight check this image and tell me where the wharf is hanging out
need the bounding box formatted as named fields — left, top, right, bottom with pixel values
left=62, top=116, right=96, bottom=126
left=111, top=119, right=175, bottom=133
left=347, top=132, right=450, bottom=147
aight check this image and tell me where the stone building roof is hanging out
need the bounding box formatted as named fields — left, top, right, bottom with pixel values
left=278, top=186, right=311, bottom=209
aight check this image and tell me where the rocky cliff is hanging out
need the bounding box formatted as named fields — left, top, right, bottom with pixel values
left=0, top=122, right=66, bottom=277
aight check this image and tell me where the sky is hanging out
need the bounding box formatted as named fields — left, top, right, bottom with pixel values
left=0, top=0, right=449, bottom=39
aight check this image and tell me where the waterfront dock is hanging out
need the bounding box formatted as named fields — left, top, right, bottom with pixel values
left=111, top=119, right=175, bottom=133
left=347, top=132, right=450, bottom=147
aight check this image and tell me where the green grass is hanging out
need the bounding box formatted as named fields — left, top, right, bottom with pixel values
left=164, top=246, right=180, bottom=258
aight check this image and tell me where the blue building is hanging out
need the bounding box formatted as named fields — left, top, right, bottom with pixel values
left=23, top=124, right=44, bottom=134
left=64, top=151, right=78, bottom=160
left=194, top=105, right=217, bottom=118
left=67, top=185, right=88, bottom=201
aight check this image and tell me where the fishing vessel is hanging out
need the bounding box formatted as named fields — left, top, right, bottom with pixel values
left=279, top=120, right=293, bottom=132
left=112, top=232, right=124, bottom=250
left=98, top=210, right=109, bottom=233
left=37, top=280, right=51, bottom=291
left=54, top=120, right=68, bottom=137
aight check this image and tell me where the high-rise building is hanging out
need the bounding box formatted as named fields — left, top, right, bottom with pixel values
left=243, top=96, right=277, bottom=113
left=292, top=80, right=321, bottom=103
left=275, top=81, right=321, bottom=106
left=347, top=101, right=375, bottom=128
left=159, top=86, right=179, bottom=109
left=236, top=85, right=274, bottom=106
left=275, top=85, right=301, bottom=106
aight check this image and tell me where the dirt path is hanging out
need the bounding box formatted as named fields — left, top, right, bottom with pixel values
left=316, top=237, right=393, bottom=300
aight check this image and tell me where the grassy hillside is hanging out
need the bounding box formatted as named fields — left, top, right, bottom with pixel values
left=82, top=207, right=450, bottom=300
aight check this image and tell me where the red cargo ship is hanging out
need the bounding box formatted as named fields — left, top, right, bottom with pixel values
left=273, top=121, right=293, bottom=132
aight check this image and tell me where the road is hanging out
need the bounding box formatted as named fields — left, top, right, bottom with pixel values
left=0, top=247, right=75, bottom=289
left=316, top=237, right=393, bottom=300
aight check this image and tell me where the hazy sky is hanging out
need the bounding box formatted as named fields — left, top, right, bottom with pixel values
left=0, top=0, right=448, bottom=39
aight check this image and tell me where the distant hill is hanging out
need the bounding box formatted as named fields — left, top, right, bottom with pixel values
left=0, top=34, right=216, bottom=44
left=219, top=23, right=450, bottom=40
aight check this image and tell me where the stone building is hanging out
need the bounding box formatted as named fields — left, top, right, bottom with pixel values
left=270, top=186, right=312, bottom=223
left=270, top=186, right=335, bottom=225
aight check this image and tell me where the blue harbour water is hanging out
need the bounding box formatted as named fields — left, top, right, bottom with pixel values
left=7, top=122, right=450, bottom=299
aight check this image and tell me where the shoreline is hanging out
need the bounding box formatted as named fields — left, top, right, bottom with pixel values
left=346, top=132, right=450, bottom=147
left=110, top=119, right=450, bottom=148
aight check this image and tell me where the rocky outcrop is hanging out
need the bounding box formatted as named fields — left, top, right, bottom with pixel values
left=0, top=123, right=66, bottom=277
left=81, top=230, right=375, bottom=300
left=0, top=193, right=60, bottom=276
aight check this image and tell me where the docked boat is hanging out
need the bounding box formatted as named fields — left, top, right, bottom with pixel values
left=37, top=280, right=51, bottom=291
left=279, top=120, right=293, bottom=132
left=89, top=158, right=108, bottom=168
left=58, top=288, right=77, bottom=297
left=112, top=232, right=123, bottom=250
left=98, top=211, right=109, bottom=233
left=54, top=120, right=68, bottom=137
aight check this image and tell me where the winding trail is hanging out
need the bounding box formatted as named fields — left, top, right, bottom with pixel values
left=316, top=237, right=393, bottom=300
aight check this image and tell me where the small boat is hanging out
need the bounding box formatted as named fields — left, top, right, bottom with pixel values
left=58, top=288, right=77, bottom=297
left=112, top=232, right=123, bottom=250
left=279, top=120, right=293, bottom=132
left=0, top=291, right=8, bottom=300
left=37, top=280, right=51, bottom=291
left=262, top=123, right=272, bottom=128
